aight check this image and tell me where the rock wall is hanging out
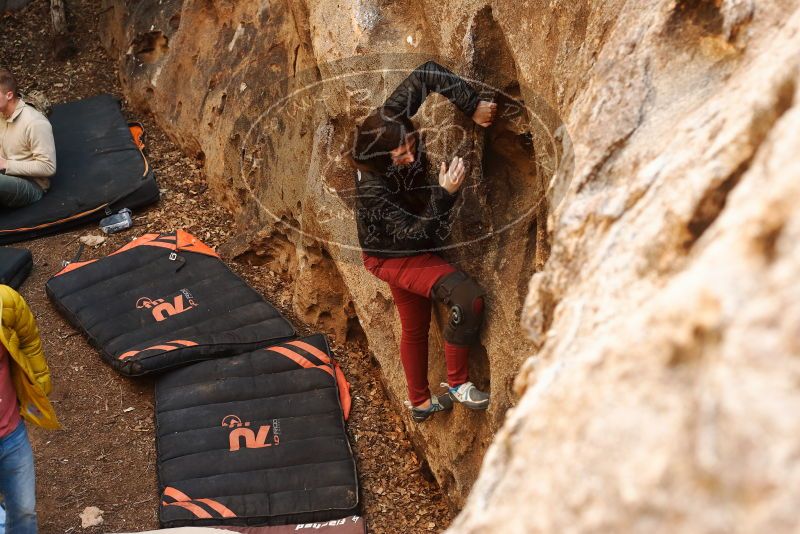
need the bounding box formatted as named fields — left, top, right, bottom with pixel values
left=456, top=2, right=800, bottom=533
left=99, top=0, right=549, bottom=507
left=100, top=0, right=800, bottom=530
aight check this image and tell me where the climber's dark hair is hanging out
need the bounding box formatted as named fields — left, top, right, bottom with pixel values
left=0, top=69, right=18, bottom=97
left=347, top=108, right=416, bottom=174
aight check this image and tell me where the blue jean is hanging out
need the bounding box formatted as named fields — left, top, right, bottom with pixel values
left=0, top=423, right=37, bottom=534
left=0, top=175, right=43, bottom=209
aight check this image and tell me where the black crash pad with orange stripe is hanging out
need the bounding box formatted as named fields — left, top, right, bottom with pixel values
left=127, top=516, right=366, bottom=533
left=0, top=247, right=32, bottom=289
left=0, top=94, right=159, bottom=244
left=45, top=230, right=295, bottom=376
left=155, top=334, right=358, bottom=528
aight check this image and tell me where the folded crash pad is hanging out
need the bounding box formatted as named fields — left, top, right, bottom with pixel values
left=0, top=94, right=159, bottom=244
left=0, top=247, right=32, bottom=288
left=128, top=516, right=366, bottom=533
left=155, top=334, right=357, bottom=528
left=46, top=230, right=295, bottom=376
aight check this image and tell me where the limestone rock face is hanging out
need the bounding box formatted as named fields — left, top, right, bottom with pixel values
left=100, top=0, right=546, bottom=507
left=101, top=0, right=800, bottom=529
left=452, top=2, right=800, bottom=534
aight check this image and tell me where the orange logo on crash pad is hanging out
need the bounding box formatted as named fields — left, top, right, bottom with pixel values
left=136, top=289, right=198, bottom=322
left=222, top=415, right=280, bottom=451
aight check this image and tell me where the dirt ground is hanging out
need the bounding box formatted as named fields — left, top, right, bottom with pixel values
left=0, top=1, right=454, bottom=532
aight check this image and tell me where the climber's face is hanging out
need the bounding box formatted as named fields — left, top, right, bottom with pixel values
left=390, top=134, right=416, bottom=166
left=0, top=87, right=15, bottom=118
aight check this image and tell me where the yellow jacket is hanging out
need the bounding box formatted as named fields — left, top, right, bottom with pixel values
left=0, top=285, right=59, bottom=429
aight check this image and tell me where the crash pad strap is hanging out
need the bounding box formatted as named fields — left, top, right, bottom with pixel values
left=268, top=344, right=352, bottom=421
left=53, top=231, right=220, bottom=277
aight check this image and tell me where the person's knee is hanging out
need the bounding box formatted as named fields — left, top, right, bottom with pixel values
left=402, top=324, right=429, bottom=343
left=400, top=310, right=431, bottom=343
left=432, top=271, right=485, bottom=345
left=10, top=506, right=37, bottom=521
left=5, top=477, right=37, bottom=513
left=0, top=176, right=42, bottom=208
left=6, top=497, right=37, bottom=528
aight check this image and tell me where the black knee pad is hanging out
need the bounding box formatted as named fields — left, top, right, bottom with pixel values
left=432, top=271, right=485, bottom=345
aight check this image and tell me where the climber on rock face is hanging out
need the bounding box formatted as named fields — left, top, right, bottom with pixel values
left=348, top=60, right=497, bottom=422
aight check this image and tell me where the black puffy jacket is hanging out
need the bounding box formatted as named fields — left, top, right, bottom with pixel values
left=354, top=61, right=480, bottom=257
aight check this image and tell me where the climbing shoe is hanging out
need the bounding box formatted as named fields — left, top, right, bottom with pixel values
left=443, top=381, right=490, bottom=410
left=405, top=393, right=453, bottom=422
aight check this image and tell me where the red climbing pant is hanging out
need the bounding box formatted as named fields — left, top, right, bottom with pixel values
left=363, top=252, right=472, bottom=406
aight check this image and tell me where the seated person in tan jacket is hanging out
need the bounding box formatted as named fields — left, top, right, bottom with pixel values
left=0, top=69, right=56, bottom=209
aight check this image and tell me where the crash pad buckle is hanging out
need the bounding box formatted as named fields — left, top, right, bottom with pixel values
left=62, top=243, right=86, bottom=268
left=168, top=251, right=186, bottom=272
